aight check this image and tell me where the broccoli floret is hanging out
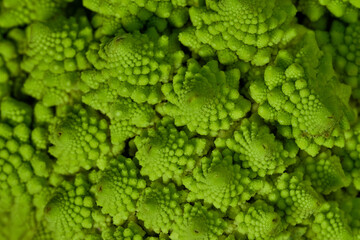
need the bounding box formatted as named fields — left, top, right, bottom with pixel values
left=91, top=156, right=146, bottom=225
left=308, top=201, right=353, bottom=240
left=134, top=117, right=207, bottom=183
left=235, top=200, right=284, bottom=240
left=137, top=182, right=185, bottom=233
left=330, top=20, right=360, bottom=100
left=170, top=203, right=227, bottom=240
left=83, top=28, right=184, bottom=104
left=215, top=115, right=298, bottom=176
left=179, top=0, right=297, bottom=65
left=298, top=150, right=350, bottom=194
left=102, top=221, right=146, bottom=240
left=1, top=0, right=360, bottom=239
left=82, top=85, right=157, bottom=146
left=269, top=173, right=323, bottom=225
left=183, top=149, right=264, bottom=212
left=250, top=31, right=354, bottom=156
left=0, top=107, right=54, bottom=239
left=21, top=14, right=93, bottom=106
left=48, top=105, right=112, bottom=174
left=0, top=0, right=74, bottom=28
left=44, top=173, right=108, bottom=240
left=83, top=0, right=190, bottom=28
left=157, top=59, right=251, bottom=136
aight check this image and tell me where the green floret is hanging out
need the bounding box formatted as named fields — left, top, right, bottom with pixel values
left=297, top=0, right=326, bottom=22
left=183, top=149, right=264, bottom=212
left=1, top=97, right=32, bottom=126
left=297, top=0, right=359, bottom=23
left=32, top=220, right=55, bottom=240
left=298, top=150, right=349, bottom=194
left=31, top=127, right=49, bottom=150
left=215, top=115, right=298, bottom=177
left=33, top=102, right=56, bottom=126
left=91, top=14, right=123, bottom=39
left=91, top=10, right=170, bottom=34
left=338, top=121, right=360, bottom=190
left=102, top=221, right=146, bottom=240
left=250, top=31, right=354, bottom=156
left=340, top=198, right=360, bottom=238
left=0, top=121, right=54, bottom=240
left=170, top=202, right=227, bottom=240
left=83, top=28, right=184, bottom=104
left=157, top=59, right=251, bottom=136
left=21, top=14, right=93, bottom=106
left=235, top=200, right=283, bottom=240
left=308, top=201, right=353, bottom=240
left=318, top=0, right=359, bottom=23
left=269, top=173, right=323, bottom=225
left=48, top=105, right=112, bottom=174
left=91, top=156, right=146, bottom=225
left=330, top=20, right=360, bottom=100
left=134, top=117, right=208, bottom=183
left=82, top=85, right=157, bottom=146
left=0, top=0, right=74, bottom=28
left=137, top=182, right=185, bottom=233
left=0, top=34, right=21, bottom=99
left=179, top=0, right=297, bottom=65
left=44, top=173, right=108, bottom=240
left=83, top=0, right=190, bottom=28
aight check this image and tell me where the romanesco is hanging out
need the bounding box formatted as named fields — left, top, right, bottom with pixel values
left=1, top=1, right=360, bottom=239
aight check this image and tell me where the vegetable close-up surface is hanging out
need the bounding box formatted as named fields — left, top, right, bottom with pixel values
left=1, top=0, right=360, bottom=239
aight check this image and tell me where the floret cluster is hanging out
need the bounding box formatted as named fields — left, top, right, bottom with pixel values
left=1, top=0, right=360, bottom=239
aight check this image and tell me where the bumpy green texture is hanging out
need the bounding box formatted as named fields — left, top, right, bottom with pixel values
left=91, top=14, right=123, bottom=38
left=250, top=31, right=353, bottom=156
left=0, top=0, right=74, bottom=28
left=183, top=149, right=263, bottom=212
left=340, top=198, right=360, bottom=239
left=44, top=174, right=107, bottom=240
left=308, top=202, right=353, bottom=240
left=91, top=156, right=146, bottom=225
left=235, top=200, right=283, bottom=240
left=319, top=0, right=359, bottom=22
left=297, top=0, right=359, bottom=23
left=0, top=107, right=53, bottom=240
left=83, top=0, right=189, bottom=28
left=0, top=34, right=20, bottom=99
left=269, top=173, right=323, bottom=225
left=338, top=121, right=360, bottom=190
left=157, top=59, right=251, bottom=136
left=137, top=182, right=184, bottom=233
left=330, top=20, right=360, bottom=100
left=215, top=115, right=298, bottom=176
left=297, top=0, right=327, bottom=22
left=83, top=29, right=184, bottom=104
left=82, top=85, right=157, bottom=146
left=102, top=221, right=146, bottom=240
left=1, top=97, right=32, bottom=126
left=3, top=0, right=360, bottom=239
left=48, top=105, right=111, bottom=174
left=170, top=203, right=227, bottom=240
left=179, top=0, right=297, bottom=65
left=299, top=150, right=349, bottom=194
left=134, top=117, right=207, bottom=183
left=21, top=14, right=93, bottom=106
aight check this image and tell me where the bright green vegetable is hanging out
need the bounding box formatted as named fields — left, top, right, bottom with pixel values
left=157, top=59, right=251, bottom=136
left=250, top=31, right=354, bottom=156
left=179, top=0, right=297, bottom=65
left=0, top=0, right=74, bottom=28
left=2, top=1, right=360, bottom=239
left=22, top=14, right=93, bottom=106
